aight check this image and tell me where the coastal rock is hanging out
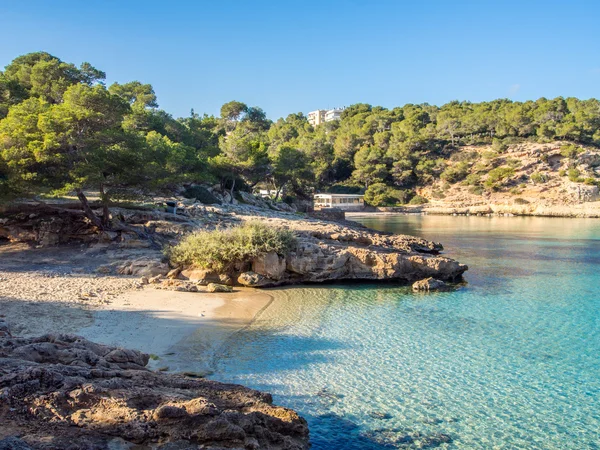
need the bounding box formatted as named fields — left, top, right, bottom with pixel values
left=179, top=268, right=221, bottom=285
left=206, top=283, right=233, bottom=293
left=166, top=266, right=182, bottom=279
left=0, top=334, right=310, bottom=450
left=118, top=258, right=169, bottom=277
left=412, top=277, right=447, bottom=291
left=252, top=251, right=286, bottom=280
left=237, top=271, right=273, bottom=287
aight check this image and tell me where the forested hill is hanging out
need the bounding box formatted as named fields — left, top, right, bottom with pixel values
left=2, top=52, right=600, bottom=215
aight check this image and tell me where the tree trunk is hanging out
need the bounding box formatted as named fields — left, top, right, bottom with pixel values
left=99, top=183, right=110, bottom=227
left=75, top=189, right=104, bottom=230
left=229, top=177, right=236, bottom=204
left=274, top=182, right=286, bottom=202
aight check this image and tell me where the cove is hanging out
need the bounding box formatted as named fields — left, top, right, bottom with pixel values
left=208, top=215, right=600, bottom=449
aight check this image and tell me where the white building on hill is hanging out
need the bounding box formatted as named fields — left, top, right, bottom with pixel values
left=307, top=107, right=345, bottom=126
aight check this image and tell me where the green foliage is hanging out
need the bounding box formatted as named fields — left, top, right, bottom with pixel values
left=491, top=138, right=508, bottom=153
left=4, top=51, right=600, bottom=214
left=484, top=166, right=514, bottom=189
left=364, top=182, right=412, bottom=206
left=567, top=168, right=582, bottom=182
left=167, top=221, right=296, bottom=272
left=440, top=162, right=469, bottom=183
left=560, top=144, right=583, bottom=159
left=463, top=173, right=482, bottom=186
left=408, top=194, right=428, bottom=205
left=469, top=185, right=484, bottom=195
left=514, top=197, right=530, bottom=205
left=530, top=172, right=547, bottom=184
left=327, top=183, right=363, bottom=194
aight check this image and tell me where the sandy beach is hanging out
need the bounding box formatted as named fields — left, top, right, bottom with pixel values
left=0, top=242, right=274, bottom=374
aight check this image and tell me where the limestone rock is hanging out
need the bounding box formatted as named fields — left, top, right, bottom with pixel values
left=237, top=271, right=272, bottom=287
left=252, top=251, right=286, bottom=280
left=118, top=258, right=169, bottom=277
left=412, top=277, right=447, bottom=291
left=207, top=283, right=233, bottom=293
left=179, top=268, right=220, bottom=285
left=166, top=266, right=182, bottom=279
left=0, top=334, right=309, bottom=450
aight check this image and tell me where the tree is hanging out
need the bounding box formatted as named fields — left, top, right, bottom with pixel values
left=109, top=81, right=158, bottom=109
left=270, top=146, right=312, bottom=200
left=0, top=83, right=134, bottom=227
left=352, top=146, right=389, bottom=187
left=220, top=100, right=248, bottom=130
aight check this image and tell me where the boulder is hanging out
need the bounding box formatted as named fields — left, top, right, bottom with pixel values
left=252, top=251, right=286, bottom=280
left=206, top=283, right=233, bottom=293
left=412, top=277, right=447, bottom=292
left=179, top=268, right=221, bottom=285
left=119, top=258, right=169, bottom=277
left=237, top=271, right=272, bottom=287
left=166, top=266, right=181, bottom=279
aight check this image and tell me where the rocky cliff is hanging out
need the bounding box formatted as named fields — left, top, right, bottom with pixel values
left=0, top=329, right=310, bottom=450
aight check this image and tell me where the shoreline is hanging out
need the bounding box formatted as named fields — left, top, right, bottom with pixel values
left=347, top=204, right=600, bottom=219
left=0, top=258, right=275, bottom=375
left=78, top=287, right=275, bottom=373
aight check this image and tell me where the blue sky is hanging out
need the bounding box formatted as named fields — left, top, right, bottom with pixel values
left=1, top=0, right=598, bottom=119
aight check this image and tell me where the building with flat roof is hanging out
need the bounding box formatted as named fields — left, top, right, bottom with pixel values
left=314, top=193, right=365, bottom=211
left=307, top=110, right=326, bottom=127
left=324, top=108, right=343, bottom=122
left=308, top=107, right=345, bottom=126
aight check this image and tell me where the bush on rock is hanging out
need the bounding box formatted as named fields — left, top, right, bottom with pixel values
left=167, top=221, right=296, bottom=272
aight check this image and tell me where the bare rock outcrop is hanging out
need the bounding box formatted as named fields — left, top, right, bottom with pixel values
left=0, top=334, right=310, bottom=449
left=239, top=233, right=467, bottom=287
left=412, top=277, right=447, bottom=291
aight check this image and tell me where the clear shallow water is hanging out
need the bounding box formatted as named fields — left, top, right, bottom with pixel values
left=209, top=216, right=600, bottom=449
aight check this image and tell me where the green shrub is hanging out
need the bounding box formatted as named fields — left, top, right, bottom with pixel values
left=584, top=178, right=598, bottom=186
left=408, top=194, right=428, bottom=205
left=469, top=185, right=484, bottom=195
left=491, top=138, right=508, bottom=153
left=167, top=221, right=296, bottom=272
left=506, top=158, right=521, bottom=169
left=530, top=172, right=547, bottom=184
left=560, top=144, right=583, bottom=159
left=431, top=189, right=446, bottom=199
left=440, top=162, right=470, bottom=183
left=514, top=198, right=530, bottom=205
left=463, top=173, right=481, bottom=186
left=558, top=169, right=566, bottom=177
left=364, top=183, right=412, bottom=206
left=484, top=166, right=515, bottom=189
left=567, top=168, right=582, bottom=182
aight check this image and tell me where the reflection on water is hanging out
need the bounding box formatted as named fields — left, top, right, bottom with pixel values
left=209, top=215, right=600, bottom=449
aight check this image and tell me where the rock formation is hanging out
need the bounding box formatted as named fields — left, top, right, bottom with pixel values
left=0, top=332, right=310, bottom=449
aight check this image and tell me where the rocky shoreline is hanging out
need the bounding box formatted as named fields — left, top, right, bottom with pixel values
left=0, top=324, right=310, bottom=450
left=0, top=199, right=468, bottom=289
left=365, top=201, right=600, bottom=218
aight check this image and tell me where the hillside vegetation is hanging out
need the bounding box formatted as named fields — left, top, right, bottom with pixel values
left=2, top=52, right=600, bottom=223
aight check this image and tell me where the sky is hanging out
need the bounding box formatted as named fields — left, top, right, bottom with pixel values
left=1, top=0, right=599, bottom=120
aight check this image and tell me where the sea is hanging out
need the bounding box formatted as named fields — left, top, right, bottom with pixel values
left=208, top=215, right=600, bottom=449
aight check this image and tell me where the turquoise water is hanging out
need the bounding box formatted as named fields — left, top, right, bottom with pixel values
left=209, top=215, right=600, bottom=449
